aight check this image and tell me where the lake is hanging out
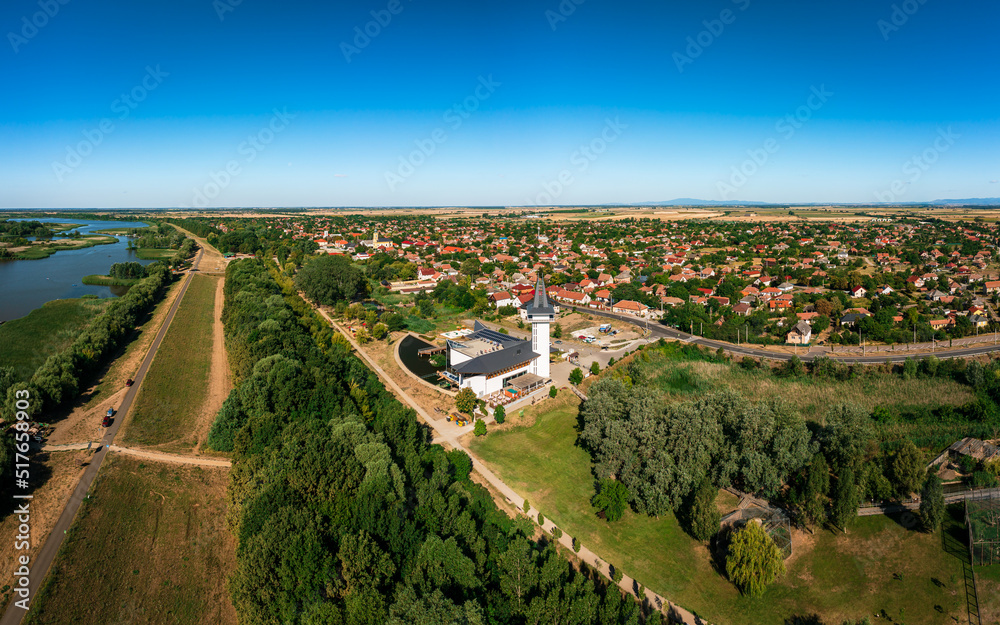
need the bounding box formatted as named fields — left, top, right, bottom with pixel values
left=0, top=218, right=153, bottom=322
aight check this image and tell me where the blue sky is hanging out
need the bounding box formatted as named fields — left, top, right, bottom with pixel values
left=1, top=0, right=997, bottom=207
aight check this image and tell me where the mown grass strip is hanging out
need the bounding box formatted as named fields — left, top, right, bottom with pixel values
left=123, top=274, right=217, bottom=448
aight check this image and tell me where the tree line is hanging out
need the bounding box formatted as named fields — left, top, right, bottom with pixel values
left=208, top=259, right=661, bottom=624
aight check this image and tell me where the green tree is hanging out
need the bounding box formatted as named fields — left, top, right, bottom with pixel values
left=552, top=323, right=563, bottom=338
left=569, top=368, right=584, bottom=385
left=822, top=403, right=871, bottom=473
left=891, top=439, right=923, bottom=498
left=474, top=419, right=486, bottom=437
left=294, top=254, right=366, bottom=305
left=798, top=453, right=830, bottom=530
left=830, top=466, right=861, bottom=532
left=371, top=322, right=388, bottom=340
left=592, top=479, right=629, bottom=522
left=455, top=387, right=477, bottom=415
left=726, top=521, right=785, bottom=597
left=493, top=404, right=505, bottom=424
left=548, top=385, right=557, bottom=398
left=686, top=476, right=721, bottom=541
left=590, top=361, right=600, bottom=376
left=919, top=473, right=945, bottom=532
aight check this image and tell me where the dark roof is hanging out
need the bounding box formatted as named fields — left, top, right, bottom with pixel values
left=526, top=277, right=555, bottom=316
left=451, top=340, right=538, bottom=375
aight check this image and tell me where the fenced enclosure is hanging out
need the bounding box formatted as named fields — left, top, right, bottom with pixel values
left=721, top=506, right=792, bottom=559
left=966, top=490, right=1000, bottom=567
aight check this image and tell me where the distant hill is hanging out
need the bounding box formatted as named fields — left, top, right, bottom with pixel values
left=929, top=197, right=1000, bottom=206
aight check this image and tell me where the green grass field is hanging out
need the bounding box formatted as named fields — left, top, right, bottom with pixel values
left=0, top=298, right=109, bottom=382
left=24, top=455, right=236, bottom=625
left=469, top=395, right=982, bottom=625
left=660, top=359, right=976, bottom=416
left=123, top=274, right=217, bottom=449
left=134, top=247, right=177, bottom=260
left=81, top=274, right=141, bottom=287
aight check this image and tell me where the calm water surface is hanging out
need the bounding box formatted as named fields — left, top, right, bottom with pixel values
left=0, top=218, right=153, bottom=322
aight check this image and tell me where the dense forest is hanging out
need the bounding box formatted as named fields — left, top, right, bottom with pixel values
left=208, top=260, right=656, bottom=624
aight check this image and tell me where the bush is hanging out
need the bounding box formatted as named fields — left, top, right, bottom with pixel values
left=590, top=361, right=600, bottom=376
left=551, top=527, right=563, bottom=540
left=474, top=419, right=486, bottom=437
left=493, top=404, right=505, bottom=424
left=592, top=480, right=629, bottom=522
left=523, top=499, right=531, bottom=513
left=572, top=537, right=581, bottom=553
left=549, top=385, right=558, bottom=398
left=537, top=512, right=545, bottom=526
left=612, top=567, right=623, bottom=583
left=569, top=368, right=584, bottom=386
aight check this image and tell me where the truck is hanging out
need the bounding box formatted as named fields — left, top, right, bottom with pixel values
left=599, top=324, right=612, bottom=333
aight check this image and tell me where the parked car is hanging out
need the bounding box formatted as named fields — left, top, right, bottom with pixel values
left=102, top=410, right=113, bottom=427
left=125, top=378, right=134, bottom=387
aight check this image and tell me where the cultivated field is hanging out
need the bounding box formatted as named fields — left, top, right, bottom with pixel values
left=121, top=274, right=223, bottom=452
left=23, top=455, right=237, bottom=625
left=469, top=395, right=991, bottom=625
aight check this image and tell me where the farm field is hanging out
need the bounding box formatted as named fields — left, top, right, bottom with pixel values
left=23, top=455, right=237, bottom=625
left=469, top=394, right=988, bottom=625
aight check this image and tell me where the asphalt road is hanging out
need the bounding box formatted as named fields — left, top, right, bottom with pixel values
left=568, top=305, right=1000, bottom=364
left=0, top=250, right=203, bottom=625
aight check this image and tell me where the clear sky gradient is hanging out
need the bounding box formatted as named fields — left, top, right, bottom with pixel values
left=1, top=0, right=997, bottom=208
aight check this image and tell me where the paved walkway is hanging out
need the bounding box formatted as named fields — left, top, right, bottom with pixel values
left=0, top=249, right=205, bottom=625
left=318, top=307, right=708, bottom=625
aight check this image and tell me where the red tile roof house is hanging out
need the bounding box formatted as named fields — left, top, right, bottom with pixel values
left=732, top=303, right=753, bottom=316
left=612, top=300, right=649, bottom=317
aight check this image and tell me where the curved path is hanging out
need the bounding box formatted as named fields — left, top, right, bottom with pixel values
left=0, top=249, right=205, bottom=625
left=39, top=443, right=231, bottom=468
left=317, top=307, right=708, bottom=625
left=569, top=305, right=1000, bottom=364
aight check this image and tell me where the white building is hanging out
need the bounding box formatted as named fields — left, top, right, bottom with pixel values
left=443, top=278, right=552, bottom=397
